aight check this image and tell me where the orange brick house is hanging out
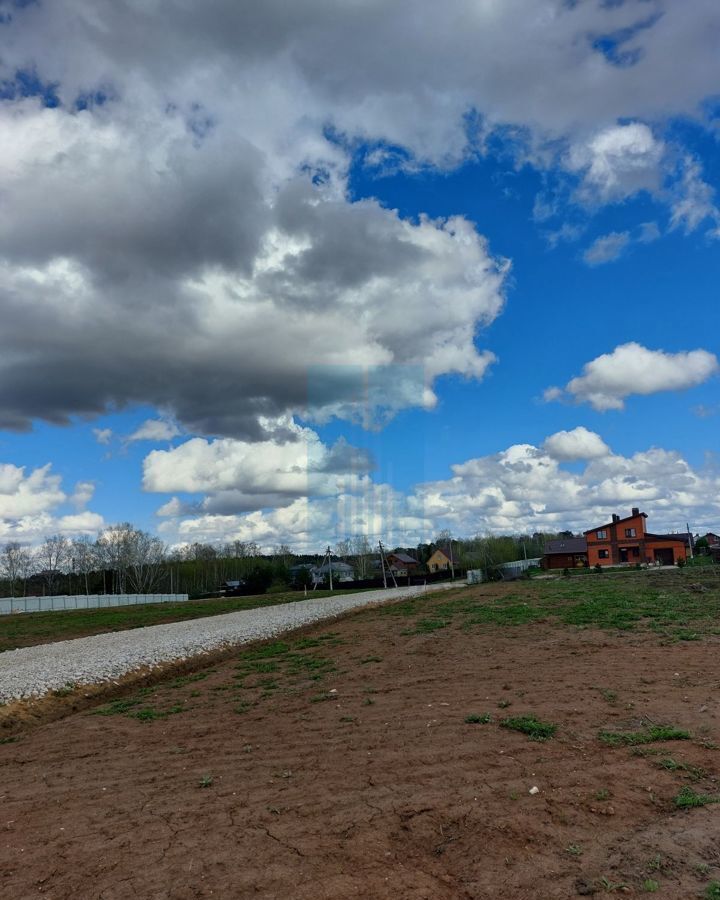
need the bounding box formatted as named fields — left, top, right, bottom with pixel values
left=584, top=508, right=689, bottom=567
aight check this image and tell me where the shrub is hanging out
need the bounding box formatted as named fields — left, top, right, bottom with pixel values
left=594, top=563, right=602, bottom=573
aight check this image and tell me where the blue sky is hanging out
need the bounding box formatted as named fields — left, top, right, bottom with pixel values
left=0, top=0, right=718, bottom=550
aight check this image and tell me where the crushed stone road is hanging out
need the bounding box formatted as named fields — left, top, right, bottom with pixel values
left=0, top=582, right=462, bottom=702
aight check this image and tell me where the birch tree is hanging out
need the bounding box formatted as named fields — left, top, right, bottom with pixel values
left=36, top=535, right=71, bottom=595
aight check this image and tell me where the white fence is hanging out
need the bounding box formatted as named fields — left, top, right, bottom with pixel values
left=497, top=558, right=542, bottom=578
left=0, top=593, right=190, bottom=616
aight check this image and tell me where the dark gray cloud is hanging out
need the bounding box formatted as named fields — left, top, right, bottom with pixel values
left=0, top=0, right=718, bottom=440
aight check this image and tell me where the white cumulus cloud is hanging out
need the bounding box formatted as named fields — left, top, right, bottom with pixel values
left=547, top=342, right=719, bottom=411
left=144, top=422, right=375, bottom=516
left=156, top=434, right=720, bottom=549
left=568, top=123, right=665, bottom=205
left=542, top=427, right=610, bottom=461
left=0, top=463, right=105, bottom=543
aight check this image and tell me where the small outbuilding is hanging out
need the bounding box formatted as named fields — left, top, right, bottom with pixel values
left=542, top=538, right=588, bottom=570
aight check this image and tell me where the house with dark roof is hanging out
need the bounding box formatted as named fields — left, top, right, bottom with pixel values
left=584, top=508, right=688, bottom=567
left=542, top=537, right=588, bottom=570
left=386, top=552, right=420, bottom=577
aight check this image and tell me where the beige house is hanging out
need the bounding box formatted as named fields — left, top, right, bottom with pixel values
left=427, top=548, right=452, bottom=572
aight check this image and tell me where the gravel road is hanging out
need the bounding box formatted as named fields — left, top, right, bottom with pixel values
left=0, top=583, right=462, bottom=703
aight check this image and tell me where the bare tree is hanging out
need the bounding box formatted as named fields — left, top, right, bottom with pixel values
left=36, top=535, right=71, bottom=595
left=72, top=536, right=97, bottom=597
left=334, top=539, right=351, bottom=558
left=97, top=523, right=166, bottom=594
left=274, top=543, right=293, bottom=567
left=17, top=546, right=34, bottom=596
left=96, top=524, right=133, bottom=593
left=124, top=529, right=167, bottom=593
left=350, top=535, right=372, bottom=578
left=0, top=541, right=28, bottom=597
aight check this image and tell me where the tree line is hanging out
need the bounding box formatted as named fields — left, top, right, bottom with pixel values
left=0, top=524, right=560, bottom=598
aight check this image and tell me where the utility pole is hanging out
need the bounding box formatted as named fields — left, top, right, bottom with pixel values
left=687, top=523, right=694, bottom=559
left=378, top=541, right=397, bottom=588
left=326, top=546, right=333, bottom=591
left=448, top=538, right=455, bottom=581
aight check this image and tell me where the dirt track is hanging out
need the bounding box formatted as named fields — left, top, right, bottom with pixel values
left=1, top=582, right=719, bottom=899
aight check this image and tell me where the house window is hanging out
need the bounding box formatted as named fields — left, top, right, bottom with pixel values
left=632, top=547, right=640, bottom=558
left=598, top=549, right=609, bottom=559
left=625, top=528, right=636, bottom=537
left=596, top=530, right=607, bottom=539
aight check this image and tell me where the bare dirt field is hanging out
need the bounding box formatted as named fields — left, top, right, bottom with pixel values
left=1, top=573, right=720, bottom=899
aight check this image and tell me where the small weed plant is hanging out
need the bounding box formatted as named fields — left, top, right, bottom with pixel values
left=500, top=715, right=557, bottom=741
left=675, top=786, right=719, bottom=809
left=464, top=713, right=492, bottom=724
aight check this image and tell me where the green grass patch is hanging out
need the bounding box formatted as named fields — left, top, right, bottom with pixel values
left=674, top=786, right=720, bottom=809
left=599, top=725, right=691, bottom=747
left=242, top=641, right=291, bottom=660
left=657, top=757, right=706, bottom=780
left=464, top=713, right=492, bottom=724
left=500, top=715, right=557, bottom=741
left=671, top=628, right=702, bottom=641
left=392, top=570, right=720, bottom=639
left=92, top=697, right=143, bottom=716
left=127, top=703, right=185, bottom=722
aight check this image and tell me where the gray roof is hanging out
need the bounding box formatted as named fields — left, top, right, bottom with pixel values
left=389, top=552, right=419, bottom=564
left=544, top=538, right=587, bottom=555
left=314, top=561, right=354, bottom=574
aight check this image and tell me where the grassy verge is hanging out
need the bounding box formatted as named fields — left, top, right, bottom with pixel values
left=0, top=588, right=364, bottom=653
left=374, top=567, right=720, bottom=636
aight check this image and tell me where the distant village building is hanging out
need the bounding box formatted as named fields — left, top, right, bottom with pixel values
left=385, top=552, right=420, bottom=577
left=312, top=561, right=355, bottom=583
left=427, top=548, right=452, bottom=572
left=542, top=538, right=588, bottom=570
left=543, top=509, right=691, bottom=569
left=289, top=561, right=355, bottom=585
